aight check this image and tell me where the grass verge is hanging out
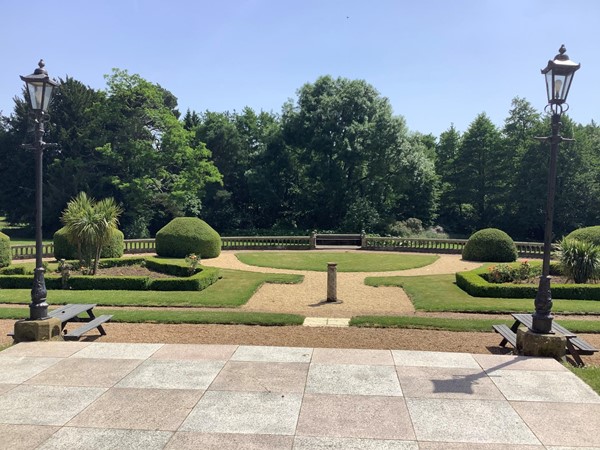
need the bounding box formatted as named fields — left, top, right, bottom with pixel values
left=0, top=269, right=303, bottom=308
left=235, top=251, right=438, bottom=272
left=365, top=274, right=600, bottom=314
left=0, top=307, right=304, bottom=326
left=350, top=315, right=600, bottom=333
left=567, top=365, right=600, bottom=395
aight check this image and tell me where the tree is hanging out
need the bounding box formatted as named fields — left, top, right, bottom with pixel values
left=281, top=75, right=437, bottom=231
left=454, top=113, right=503, bottom=230
left=435, top=124, right=464, bottom=232
left=60, top=192, right=122, bottom=275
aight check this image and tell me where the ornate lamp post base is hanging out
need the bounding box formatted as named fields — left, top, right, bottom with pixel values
left=532, top=275, right=553, bottom=334
left=30, top=267, right=49, bottom=320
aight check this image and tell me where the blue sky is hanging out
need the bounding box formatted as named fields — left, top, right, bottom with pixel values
left=1, top=0, right=599, bottom=137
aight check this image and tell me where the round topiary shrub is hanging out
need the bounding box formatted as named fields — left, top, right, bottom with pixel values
left=0, top=232, right=11, bottom=268
left=565, top=226, right=600, bottom=246
left=155, top=217, right=221, bottom=259
left=53, top=227, right=124, bottom=260
left=462, top=228, right=517, bottom=262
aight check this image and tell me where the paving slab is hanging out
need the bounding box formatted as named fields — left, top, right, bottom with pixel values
left=0, top=385, right=106, bottom=426
left=472, top=354, right=568, bottom=372
left=418, top=443, right=544, bottom=449
left=116, top=359, right=225, bottom=390
left=293, top=436, right=418, bottom=449
left=311, top=348, right=394, bottom=365
left=36, top=427, right=173, bottom=450
left=0, top=357, right=62, bottom=384
left=488, top=369, right=600, bottom=403
left=164, top=432, right=294, bottom=449
left=70, top=343, right=163, bottom=359
left=396, top=366, right=504, bottom=400
left=180, top=390, right=302, bottom=435
left=306, top=364, right=402, bottom=396
left=209, top=361, right=308, bottom=393
left=405, top=398, right=541, bottom=445
left=67, top=387, right=202, bottom=431
left=24, top=358, right=142, bottom=388
left=0, top=342, right=90, bottom=358
left=296, top=394, right=415, bottom=440
left=0, top=384, right=17, bottom=395
left=392, top=350, right=480, bottom=369
left=151, top=343, right=238, bottom=360
left=0, top=424, right=59, bottom=450
left=231, top=345, right=312, bottom=362
left=511, top=401, right=600, bottom=448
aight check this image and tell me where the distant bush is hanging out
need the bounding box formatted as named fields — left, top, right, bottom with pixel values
left=155, top=217, right=221, bottom=259
left=0, top=232, right=11, bottom=268
left=462, top=228, right=517, bottom=262
left=565, top=226, right=600, bottom=246
left=387, top=219, right=448, bottom=239
left=53, top=227, right=124, bottom=260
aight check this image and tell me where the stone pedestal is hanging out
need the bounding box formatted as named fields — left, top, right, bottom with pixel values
left=13, top=318, right=62, bottom=343
left=327, top=262, right=337, bottom=302
left=516, top=326, right=566, bottom=359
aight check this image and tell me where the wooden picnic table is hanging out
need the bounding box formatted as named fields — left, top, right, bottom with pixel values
left=493, top=313, right=598, bottom=366
left=48, top=304, right=112, bottom=341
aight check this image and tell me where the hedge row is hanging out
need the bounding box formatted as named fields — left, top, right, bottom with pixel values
left=456, top=268, right=600, bottom=300
left=145, top=257, right=195, bottom=277
left=0, top=268, right=220, bottom=291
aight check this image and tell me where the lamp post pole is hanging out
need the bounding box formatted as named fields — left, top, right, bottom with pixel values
left=531, top=46, right=579, bottom=334
left=20, top=60, right=59, bottom=321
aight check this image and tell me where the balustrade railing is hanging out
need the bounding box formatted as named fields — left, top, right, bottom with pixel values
left=10, top=236, right=546, bottom=259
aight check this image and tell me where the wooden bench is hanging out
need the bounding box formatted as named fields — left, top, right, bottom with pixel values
left=494, top=313, right=598, bottom=366
left=48, top=304, right=112, bottom=341
left=493, top=324, right=517, bottom=348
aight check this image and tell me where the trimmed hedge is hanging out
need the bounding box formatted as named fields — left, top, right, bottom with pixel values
left=566, top=226, right=600, bottom=246
left=462, top=228, right=517, bottom=262
left=0, top=275, right=61, bottom=289
left=53, top=227, right=125, bottom=260
left=145, top=257, right=194, bottom=277
left=155, top=217, right=221, bottom=259
left=0, top=232, right=10, bottom=268
left=456, top=266, right=600, bottom=300
left=68, top=276, right=151, bottom=291
left=150, top=267, right=220, bottom=291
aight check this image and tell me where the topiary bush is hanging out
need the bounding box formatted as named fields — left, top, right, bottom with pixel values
left=0, top=232, right=11, bottom=268
left=462, top=228, right=517, bottom=262
left=155, top=217, right=221, bottom=259
left=53, top=227, right=124, bottom=260
left=565, top=226, right=600, bottom=246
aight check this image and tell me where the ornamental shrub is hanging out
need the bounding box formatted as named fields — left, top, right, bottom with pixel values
left=565, top=226, right=600, bottom=246
left=155, top=217, right=221, bottom=259
left=53, top=227, right=124, bottom=260
left=462, top=228, right=517, bottom=262
left=0, top=232, right=11, bottom=268
left=555, top=238, right=600, bottom=284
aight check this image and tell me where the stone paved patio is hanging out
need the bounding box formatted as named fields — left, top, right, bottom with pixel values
left=0, top=342, right=599, bottom=449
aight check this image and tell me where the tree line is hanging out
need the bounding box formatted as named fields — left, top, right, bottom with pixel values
left=0, top=71, right=599, bottom=241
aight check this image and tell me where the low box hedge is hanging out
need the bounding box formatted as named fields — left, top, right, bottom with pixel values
left=456, top=267, right=600, bottom=300
left=150, top=267, right=220, bottom=291
left=145, top=257, right=193, bottom=277
left=68, top=276, right=151, bottom=291
left=0, top=275, right=61, bottom=289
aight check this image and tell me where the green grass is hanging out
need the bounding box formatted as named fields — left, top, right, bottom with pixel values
left=567, top=365, right=600, bottom=394
left=0, top=307, right=304, bottom=326
left=350, top=315, right=600, bottom=333
left=0, top=269, right=303, bottom=308
left=235, top=251, right=439, bottom=272
left=365, top=274, right=600, bottom=314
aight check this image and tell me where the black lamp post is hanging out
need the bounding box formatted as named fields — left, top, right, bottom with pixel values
left=20, top=60, right=59, bottom=320
left=531, top=46, right=580, bottom=334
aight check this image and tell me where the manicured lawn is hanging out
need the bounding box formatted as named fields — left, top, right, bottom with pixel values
left=0, top=269, right=303, bottom=308
left=567, top=365, right=600, bottom=395
left=365, top=274, right=600, bottom=314
left=0, top=307, right=304, bottom=326
left=235, top=251, right=438, bottom=272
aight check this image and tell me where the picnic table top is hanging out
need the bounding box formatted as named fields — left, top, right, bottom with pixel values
left=48, top=304, right=96, bottom=322
left=511, top=313, right=577, bottom=338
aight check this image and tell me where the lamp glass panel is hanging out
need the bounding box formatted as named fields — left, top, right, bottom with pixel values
left=545, top=71, right=553, bottom=103
left=42, top=84, right=54, bottom=111
left=26, top=81, right=45, bottom=110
